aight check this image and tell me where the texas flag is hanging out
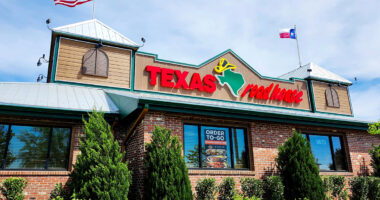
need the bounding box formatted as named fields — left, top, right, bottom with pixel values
left=279, top=28, right=296, bottom=39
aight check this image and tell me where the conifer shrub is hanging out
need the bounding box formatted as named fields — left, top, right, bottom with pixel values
left=263, top=176, right=284, bottom=200
left=240, top=178, right=264, bottom=198
left=276, top=131, right=325, bottom=200
left=370, top=144, right=380, bottom=177
left=368, top=177, right=380, bottom=200
left=218, top=177, right=236, bottom=200
left=144, top=125, right=193, bottom=200
left=69, top=110, right=132, bottom=199
left=0, top=177, right=28, bottom=200
left=195, top=178, right=217, bottom=200
left=349, top=176, right=369, bottom=200
left=233, top=194, right=261, bottom=200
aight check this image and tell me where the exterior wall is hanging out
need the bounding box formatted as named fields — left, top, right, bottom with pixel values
left=312, top=81, right=352, bottom=115
left=0, top=115, right=83, bottom=200
left=55, top=38, right=132, bottom=89
left=135, top=52, right=311, bottom=110
left=124, top=111, right=379, bottom=199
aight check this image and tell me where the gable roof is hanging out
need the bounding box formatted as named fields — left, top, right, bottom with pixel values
left=53, top=19, right=138, bottom=47
left=279, top=62, right=352, bottom=85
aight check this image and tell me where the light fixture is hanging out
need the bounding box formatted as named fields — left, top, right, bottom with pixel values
left=46, top=18, right=52, bottom=30
left=95, top=40, right=103, bottom=48
left=139, top=37, right=146, bottom=47
left=36, top=74, right=47, bottom=82
left=37, top=54, right=49, bottom=66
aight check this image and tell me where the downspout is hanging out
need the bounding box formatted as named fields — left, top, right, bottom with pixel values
left=307, top=79, right=316, bottom=112
left=122, top=104, right=149, bottom=152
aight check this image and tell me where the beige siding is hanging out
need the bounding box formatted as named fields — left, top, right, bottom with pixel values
left=135, top=52, right=311, bottom=110
left=313, top=81, right=352, bottom=115
left=55, top=38, right=131, bottom=89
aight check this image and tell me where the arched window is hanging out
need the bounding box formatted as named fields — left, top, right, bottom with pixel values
left=325, top=87, right=340, bottom=108
left=82, top=48, right=109, bottom=77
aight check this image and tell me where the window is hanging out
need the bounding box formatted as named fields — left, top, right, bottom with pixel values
left=325, top=87, right=340, bottom=108
left=82, top=48, right=109, bottom=77
left=184, top=124, right=249, bottom=169
left=302, top=133, right=347, bottom=171
left=0, top=124, right=71, bottom=170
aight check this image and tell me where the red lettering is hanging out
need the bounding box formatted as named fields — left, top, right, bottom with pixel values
left=249, top=85, right=259, bottom=98
left=241, top=84, right=254, bottom=98
left=256, top=86, right=265, bottom=99
left=189, top=73, right=204, bottom=91
left=295, top=91, right=303, bottom=103
left=160, top=68, right=175, bottom=87
left=203, top=75, right=216, bottom=93
left=284, top=89, right=293, bottom=103
left=290, top=90, right=297, bottom=103
left=270, top=84, right=280, bottom=100
left=277, top=89, right=287, bottom=101
left=263, top=83, right=274, bottom=100
left=146, top=65, right=161, bottom=86
left=174, top=70, right=189, bottom=89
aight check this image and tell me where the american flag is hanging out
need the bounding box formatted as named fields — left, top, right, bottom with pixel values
left=54, top=0, right=92, bottom=7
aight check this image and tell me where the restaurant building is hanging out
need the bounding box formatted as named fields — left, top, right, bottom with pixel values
left=0, top=19, right=378, bottom=199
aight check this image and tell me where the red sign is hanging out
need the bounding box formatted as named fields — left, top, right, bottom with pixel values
left=145, top=66, right=303, bottom=104
left=241, top=83, right=303, bottom=103
left=146, top=66, right=216, bottom=93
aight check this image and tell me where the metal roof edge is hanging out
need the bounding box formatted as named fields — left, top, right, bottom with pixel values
left=138, top=98, right=369, bottom=130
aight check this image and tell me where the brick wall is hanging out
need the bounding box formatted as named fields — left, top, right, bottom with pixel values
left=123, top=111, right=380, bottom=199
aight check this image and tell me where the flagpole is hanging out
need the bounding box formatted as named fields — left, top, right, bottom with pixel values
left=294, top=25, right=302, bottom=67
left=92, top=0, right=95, bottom=19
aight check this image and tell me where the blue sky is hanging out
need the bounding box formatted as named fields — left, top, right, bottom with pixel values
left=0, top=0, right=379, bottom=121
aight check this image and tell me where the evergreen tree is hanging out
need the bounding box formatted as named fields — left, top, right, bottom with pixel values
left=370, top=144, right=380, bottom=177
left=276, top=131, right=325, bottom=200
left=144, top=126, right=193, bottom=200
left=69, top=110, right=132, bottom=200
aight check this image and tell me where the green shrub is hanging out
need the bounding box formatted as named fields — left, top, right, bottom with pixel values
left=323, top=176, right=348, bottom=200
left=233, top=193, right=261, bottom=200
left=0, top=177, right=28, bottom=200
left=370, top=144, right=380, bottom=177
left=368, top=177, right=380, bottom=200
left=240, top=178, right=264, bottom=198
left=69, top=110, right=132, bottom=200
left=144, top=126, right=193, bottom=200
left=276, top=131, right=325, bottom=200
left=349, top=176, right=369, bottom=200
left=49, top=183, right=71, bottom=200
left=195, top=178, right=217, bottom=200
left=218, top=177, right=236, bottom=200
left=263, top=176, right=284, bottom=200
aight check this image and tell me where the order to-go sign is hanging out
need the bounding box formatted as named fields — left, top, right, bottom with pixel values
left=205, top=129, right=227, bottom=145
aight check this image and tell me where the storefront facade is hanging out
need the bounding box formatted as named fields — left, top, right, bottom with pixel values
left=0, top=19, right=378, bottom=199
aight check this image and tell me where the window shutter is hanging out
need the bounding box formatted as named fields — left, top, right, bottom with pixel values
left=325, top=87, right=340, bottom=108
left=82, top=48, right=109, bottom=77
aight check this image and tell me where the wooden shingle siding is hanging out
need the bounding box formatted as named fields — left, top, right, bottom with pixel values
left=55, top=38, right=131, bottom=89
left=313, top=81, right=352, bottom=115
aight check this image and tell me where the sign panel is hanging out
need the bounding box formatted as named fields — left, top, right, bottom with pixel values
left=204, top=129, right=228, bottom=168
left=135, top=51, right=311, bottom=110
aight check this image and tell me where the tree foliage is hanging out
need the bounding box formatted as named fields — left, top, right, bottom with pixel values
left=370, top=144, right=380, bottom=177
left=276, top=131, right=325, bottom=200
left=69, top=110, right=132, bottom=200
left=144, top=125, right=193, bottom=200
left=368, top=120, right=380, bottom=135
